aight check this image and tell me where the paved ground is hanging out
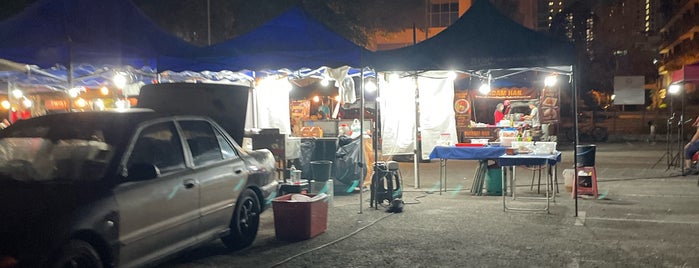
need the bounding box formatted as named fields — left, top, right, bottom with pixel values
left=161, top=141, right=699, bottom=268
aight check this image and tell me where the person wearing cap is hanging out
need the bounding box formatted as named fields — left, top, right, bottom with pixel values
left=523, top=101, right=540, bottom=128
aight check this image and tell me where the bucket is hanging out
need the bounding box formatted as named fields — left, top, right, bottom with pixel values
left=562, top=169, right=574, bottom=192
left=310, top=160, right=333, bottom=182
left=485, top=167, right=505, bottom=195
left=576, top=145, right=596, bottom=167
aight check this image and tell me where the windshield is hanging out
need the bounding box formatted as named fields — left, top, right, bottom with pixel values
left=0, top=114, right=127, bottom=182
left=0, top=137, right=114, bottom=182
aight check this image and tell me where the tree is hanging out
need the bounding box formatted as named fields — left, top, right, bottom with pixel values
left=133, top=0, right=425, bottom=47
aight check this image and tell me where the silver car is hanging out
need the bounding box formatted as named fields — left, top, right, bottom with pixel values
left=0, top=110, right=278, bottom=267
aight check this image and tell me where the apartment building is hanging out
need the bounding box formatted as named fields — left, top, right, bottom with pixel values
left=658, top=0, right=699, bottom=89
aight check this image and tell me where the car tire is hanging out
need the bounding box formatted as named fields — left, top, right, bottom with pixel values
left=50, top=240, right=103, bottom=268
left=221, top=188, right=260, bottom=250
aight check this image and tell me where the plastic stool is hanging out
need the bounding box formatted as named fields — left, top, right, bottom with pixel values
left=575, top=166, right=598, bottom=199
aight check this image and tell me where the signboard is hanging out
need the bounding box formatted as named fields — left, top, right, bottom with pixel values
left=473, top=87, right=538, bottom=99
left=613, top=76, right=645, bottom=105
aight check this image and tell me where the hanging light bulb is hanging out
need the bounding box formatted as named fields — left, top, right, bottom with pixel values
left=478, top=83, right=491, bottom=95
left=22, top=98, right=32, bottom=108
left=1, top=100, right=10, bottom=110
left=365, top=80, right=377, bottom=92
left=11, top=89, right=23, bottom=99
left=544, top=75, right=558, bottom=87
left=113, top=73, right=127, bottom=89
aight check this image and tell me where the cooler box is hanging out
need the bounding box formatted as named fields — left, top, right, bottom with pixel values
left=272, top=194, right=329, bottom=241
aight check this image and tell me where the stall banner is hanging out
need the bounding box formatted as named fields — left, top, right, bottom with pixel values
left=472, top=87, right=538, bottom=100
left=454, top=90, right=472, bottom=140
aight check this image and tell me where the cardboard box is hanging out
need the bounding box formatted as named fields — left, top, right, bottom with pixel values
left=272, top=194, right=328, bottom=241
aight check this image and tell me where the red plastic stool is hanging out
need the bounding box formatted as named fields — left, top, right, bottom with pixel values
left=575, top=166, right=598, bottom=199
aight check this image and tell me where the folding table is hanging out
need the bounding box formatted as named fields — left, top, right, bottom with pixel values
left=498, top=151, right=562, bottom=213
left=429, top=146, right=507, bottom=195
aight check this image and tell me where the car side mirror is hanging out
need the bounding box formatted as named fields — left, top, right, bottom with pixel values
left=126, top=163, right=160, bottom=181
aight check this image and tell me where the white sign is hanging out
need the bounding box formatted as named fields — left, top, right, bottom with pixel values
left=613, top=76, right=645, bottom=105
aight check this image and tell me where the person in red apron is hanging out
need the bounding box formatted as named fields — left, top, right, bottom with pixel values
left=683, top=116, right=699, bottom=175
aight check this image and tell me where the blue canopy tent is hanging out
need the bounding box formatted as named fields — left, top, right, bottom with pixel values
left=0, top=0, right=199, bottom=89
left=160, top=6, right=371, bottom=73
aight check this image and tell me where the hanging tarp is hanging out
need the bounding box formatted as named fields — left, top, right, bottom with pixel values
left=379, top=71, right=458, bottom=158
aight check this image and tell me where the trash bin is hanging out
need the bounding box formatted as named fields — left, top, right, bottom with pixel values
left=485, top=166, right=505, bottom=195
left=310, top=160, right=333, bottom=182
left=272, top=194, right=328, bottom=241
left=576, top=145, right=596, bottom=167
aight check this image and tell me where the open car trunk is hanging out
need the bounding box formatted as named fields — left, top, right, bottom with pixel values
left=137, top=83, right=251, bottom=145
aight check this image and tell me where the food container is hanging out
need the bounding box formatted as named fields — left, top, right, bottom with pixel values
left=471, top=138, right=489, bottom=145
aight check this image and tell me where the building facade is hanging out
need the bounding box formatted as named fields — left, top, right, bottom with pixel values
left=658, top=0, right=699, bottom=90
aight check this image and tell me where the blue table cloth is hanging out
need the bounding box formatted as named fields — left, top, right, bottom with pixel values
left=429, top=146, right=508, bottom=160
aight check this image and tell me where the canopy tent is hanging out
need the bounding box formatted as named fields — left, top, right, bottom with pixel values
left=362, top=0, right=580, bottom=212
left=160, top=6, right=372, bottom=73
left=0, top=0, right=199, bottom=88
left=364, top=0, right=574, bottom=72
left=158, top=6, right=376, bottom=137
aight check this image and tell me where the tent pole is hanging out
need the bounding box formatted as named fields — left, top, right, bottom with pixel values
left=572, top=64, right=579, bottom=217
left=413, top=72, right=421, bottom=189
left=359, top=68, right=365, bottom=214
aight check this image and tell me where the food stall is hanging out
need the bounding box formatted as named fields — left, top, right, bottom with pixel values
left=457, top=83, right=560, bottom=143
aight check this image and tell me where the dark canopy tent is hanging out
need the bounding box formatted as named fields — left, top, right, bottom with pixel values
left=161, top=6, right=372, bottom=73
left=364, top=0, right=575, bottom=71
left=363, top=0, right=583, bottom=215
left=0, top=0, right=198, bottom=71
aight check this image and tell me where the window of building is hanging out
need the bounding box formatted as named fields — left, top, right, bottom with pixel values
left=429, top=1, right=459, bottom=28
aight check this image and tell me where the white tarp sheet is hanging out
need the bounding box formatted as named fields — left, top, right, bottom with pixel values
left=380, top=71, right=458, bottom=159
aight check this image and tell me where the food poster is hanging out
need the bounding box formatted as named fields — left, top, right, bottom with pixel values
left=538, top=86, right=560, bottom=124
left=290, top=100, right=310, bottom=135
left=453, top=90, right=472, bottom=139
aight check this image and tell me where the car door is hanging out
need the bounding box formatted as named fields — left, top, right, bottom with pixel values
left=178, top=119, right=247, bottom=238
left=114, top=120, right=200, bottom=267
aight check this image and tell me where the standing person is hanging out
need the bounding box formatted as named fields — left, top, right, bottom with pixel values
left=524, top=101, right=540, bottom=127
left=493, top=103, right=505, bottom=124
left=683, top=117, right=699, bottom=175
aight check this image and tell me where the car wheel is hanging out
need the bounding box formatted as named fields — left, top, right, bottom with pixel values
left=221, top=188, right=260, bottom=250
left=51, top=240, right=103, bottom=268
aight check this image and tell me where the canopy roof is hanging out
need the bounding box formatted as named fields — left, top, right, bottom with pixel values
left=364, top=0, right=575, bottom=72
left=161, top=6, right=371, bottom=72
left=0, top=0, right=197, bottom=70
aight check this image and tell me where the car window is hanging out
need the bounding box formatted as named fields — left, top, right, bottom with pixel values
left=179, top=120, right=224, bottom=166
left=128, top=122, right=185, bottom=174
left=215, top=128, right=238, bottom=159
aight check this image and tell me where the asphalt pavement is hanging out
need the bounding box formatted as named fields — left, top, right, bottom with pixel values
left=161, top=141, right=699, bottom=268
